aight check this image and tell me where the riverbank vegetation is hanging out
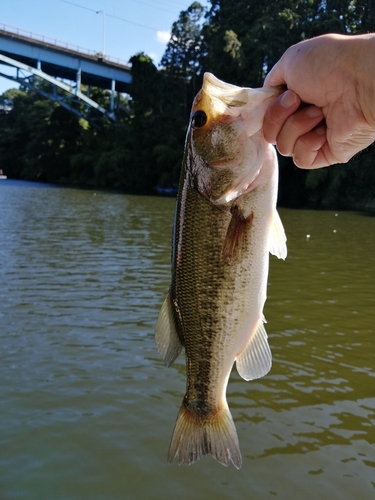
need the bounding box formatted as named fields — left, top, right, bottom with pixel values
left=1, top=0, right=375, bottom=209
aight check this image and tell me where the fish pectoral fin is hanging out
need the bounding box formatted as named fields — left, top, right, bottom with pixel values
left=236, top=316, right=272, bottom=381
left=269, top=209, right=287, bottom=260
left=222, top=206, right=253, bottom=264
left=155, top=291, right=183, bottom=367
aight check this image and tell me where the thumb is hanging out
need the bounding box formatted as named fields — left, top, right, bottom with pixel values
left=264, top=60, right=286, bottom=89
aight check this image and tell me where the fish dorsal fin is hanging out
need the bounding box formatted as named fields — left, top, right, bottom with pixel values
left=269, top=209, right=287, bottom=260
left=222, top=206, right=253, bottom=264
left=236, top=316, right=272, bottom=381
left=155, top=291, right=183, bottom=367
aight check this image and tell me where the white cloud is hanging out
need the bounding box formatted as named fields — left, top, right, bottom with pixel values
left=157, top=31, right=170, bottom=45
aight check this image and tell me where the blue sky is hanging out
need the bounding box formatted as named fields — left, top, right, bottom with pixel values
left=0, top=0, right=210, bottom=94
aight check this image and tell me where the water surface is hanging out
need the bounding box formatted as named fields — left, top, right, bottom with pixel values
left=0, top=180, right=374, bottom=499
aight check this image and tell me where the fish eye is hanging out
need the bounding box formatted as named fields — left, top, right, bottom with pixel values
left=191, top=110, right=207, bottom=129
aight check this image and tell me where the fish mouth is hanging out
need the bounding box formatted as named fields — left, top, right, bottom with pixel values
left=196, top=73, right=279, bottom=206
left=203, top=73, right=249, bottom=108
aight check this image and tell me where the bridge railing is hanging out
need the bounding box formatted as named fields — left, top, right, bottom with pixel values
left=0, top=22, right=130, bottom=68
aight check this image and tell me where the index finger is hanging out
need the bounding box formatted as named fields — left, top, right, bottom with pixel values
left=263, top=90, right=301, bottom=144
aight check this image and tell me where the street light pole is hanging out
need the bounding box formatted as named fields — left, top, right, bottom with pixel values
left=96, top=10, right=106, bottom=58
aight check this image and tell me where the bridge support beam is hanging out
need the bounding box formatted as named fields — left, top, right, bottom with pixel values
left=0, top=53, right=116, bottom=121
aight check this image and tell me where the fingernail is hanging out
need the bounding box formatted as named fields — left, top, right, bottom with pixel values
left=280, top=90, right=298, bottom=108
left=315, top=125, right=326, bottom=136
left=306, top=106, right=323, bottom=118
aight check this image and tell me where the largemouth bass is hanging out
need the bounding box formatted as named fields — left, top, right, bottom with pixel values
left=155, top=73, right=287, bottom=469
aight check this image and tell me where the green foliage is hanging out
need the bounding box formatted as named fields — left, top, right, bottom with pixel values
left=0, top=0, right=375, bottom=208
left=304, top=144, right=375, bottom=209
left=161, top=1, right=207, bottom=98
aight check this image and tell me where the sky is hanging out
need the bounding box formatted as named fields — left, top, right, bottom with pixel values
left=0, top=0, right=210, bottom=94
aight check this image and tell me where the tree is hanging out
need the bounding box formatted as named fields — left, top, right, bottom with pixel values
left=128, top=53, right=186, bottom=190
left=161, top=2, right=207, bottom=103
left=1, top=0, right=375, bottom=207
left=204, top=0, right=301, bottom=86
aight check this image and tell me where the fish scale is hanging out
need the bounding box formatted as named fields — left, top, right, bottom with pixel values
left=155, top=72, right=287, bottom=468
left=175, top=189, right=225, bottom=412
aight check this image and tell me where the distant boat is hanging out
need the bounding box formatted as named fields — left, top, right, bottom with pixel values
left=156, top=186, right=177, bottom=196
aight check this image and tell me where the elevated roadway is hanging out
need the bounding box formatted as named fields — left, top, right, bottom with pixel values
left=0, top=23, right=132, bottom=120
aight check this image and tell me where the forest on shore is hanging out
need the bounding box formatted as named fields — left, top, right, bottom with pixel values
left=1, top=0, right=375, bottom=209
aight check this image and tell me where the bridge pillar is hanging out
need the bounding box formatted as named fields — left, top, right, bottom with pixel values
left=76, top=67, right=81, bottom=95
left=110, top=79, right=115, bottom=112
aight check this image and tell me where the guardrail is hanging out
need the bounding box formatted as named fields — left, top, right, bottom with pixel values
left=0, top=22, right=130, bottom=67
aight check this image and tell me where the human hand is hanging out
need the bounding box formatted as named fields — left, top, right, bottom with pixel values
left=263, top=34, right=375, bottom=168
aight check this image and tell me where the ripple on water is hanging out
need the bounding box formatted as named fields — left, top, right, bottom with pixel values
left=0, top=185, right=374, bottom=499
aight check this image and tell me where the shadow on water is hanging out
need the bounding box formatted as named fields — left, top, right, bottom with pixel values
left=0, top=183, right=374, bottom=499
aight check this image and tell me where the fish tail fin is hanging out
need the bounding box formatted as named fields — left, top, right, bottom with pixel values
left=167, top=400, right=242, bottom=469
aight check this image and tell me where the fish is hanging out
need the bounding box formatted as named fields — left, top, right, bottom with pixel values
left=155, top=72, right=287, bottom=469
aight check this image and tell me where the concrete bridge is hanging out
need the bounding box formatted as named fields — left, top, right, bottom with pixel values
left=0, top=23, right=132, bottom=121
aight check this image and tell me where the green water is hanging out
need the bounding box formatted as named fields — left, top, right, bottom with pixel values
left=0, top=180, right=374, bottom=499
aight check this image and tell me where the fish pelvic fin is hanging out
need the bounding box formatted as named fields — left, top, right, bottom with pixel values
left=269, top=209, right=287, bottom=260
left=236, top=316, right=272, bottom=381
left=155, top=291, right=183, bottom=367
left=167, top=401, right=242, bottom=469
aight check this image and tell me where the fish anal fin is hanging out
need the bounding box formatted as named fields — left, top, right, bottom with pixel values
left=168, top=400, right=242, bottom=469
left=155, top=291, right=183, bottom=367
left=269, top=209, right=287, bottom=260
left=236, top=316, right=272, bottom=381
left=222, top=206, right=253, bottom=264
